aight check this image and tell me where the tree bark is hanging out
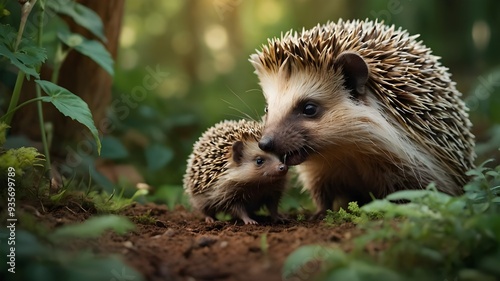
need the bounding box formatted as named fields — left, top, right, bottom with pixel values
left=12, top=0, right=124, bottom=158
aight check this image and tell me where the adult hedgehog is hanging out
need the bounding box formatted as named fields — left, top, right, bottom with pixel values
left=249, top=19, right=475, bottom=217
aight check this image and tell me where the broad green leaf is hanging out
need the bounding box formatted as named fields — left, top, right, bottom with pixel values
left=361, top=199, right=393, bottom=212
left=35, top=80, right=101, bottom=154
left=46, top=0, right=107, bottom=42
left=145, top=143, right=174, bottom=171
left=384, top=188, right=451, bottom=203
left=50, top=215, right=135, bottom=240
left=58, top=30, right=114, bottom=76
left=0, top=24, right=46, bottom=79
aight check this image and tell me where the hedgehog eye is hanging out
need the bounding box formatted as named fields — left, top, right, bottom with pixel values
left=264, top=106, right=268, bottom=113
left=302, top=103, right=318, bottom=117
left=255, top=157, right=265, bottom=166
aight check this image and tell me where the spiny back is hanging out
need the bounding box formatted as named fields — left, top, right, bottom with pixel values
left=183, top=119, right=262, bottom=195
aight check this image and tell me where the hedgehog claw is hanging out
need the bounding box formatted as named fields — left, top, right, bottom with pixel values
left=205, top=216, right=216, bottom=223
left=242, top=217, right=259, bottom=225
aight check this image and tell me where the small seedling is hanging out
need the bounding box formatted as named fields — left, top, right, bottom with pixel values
left=133, top=210, right=157, bottom=225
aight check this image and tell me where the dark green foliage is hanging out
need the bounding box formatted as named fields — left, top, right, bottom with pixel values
left=284, top=161, right=500, bottom=281
left=0, top=215, right=142, bottom=281
left=36, top=80, right=101, bottom=153
left=323, top=202, right=383, bottom=225
left=0, top=24, right=46, bottom=79
left=46, top=0, right=107, bottom=42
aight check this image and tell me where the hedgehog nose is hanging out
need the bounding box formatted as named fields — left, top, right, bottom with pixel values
left=259, top=136, right=274, bottom=152
left=277, top=163, right=288, bottom=174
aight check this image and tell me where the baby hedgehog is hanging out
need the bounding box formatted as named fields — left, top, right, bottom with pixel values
left=183, top=119, right=288, bottom=224
left=250, top=19, right=476, bottom=217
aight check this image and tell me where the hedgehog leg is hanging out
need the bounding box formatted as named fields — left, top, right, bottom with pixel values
left=332, top=196, right=350, bottom=211
left=202, top=208, right=217, bottom=223
left=232, top=204, right=258, bottom=225
left=241, top=215, right=258, bottom=225
left=310, top=185, right=335, bottom=220
left=265, top=193, right=287, bottom=223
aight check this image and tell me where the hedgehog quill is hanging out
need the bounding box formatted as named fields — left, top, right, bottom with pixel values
left=183, top=120, right=289, bottom=224
left=250, top=19, right=475, bottom=218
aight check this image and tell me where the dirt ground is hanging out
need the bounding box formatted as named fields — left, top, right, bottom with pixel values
left=37, top=203, right=360, bottom=281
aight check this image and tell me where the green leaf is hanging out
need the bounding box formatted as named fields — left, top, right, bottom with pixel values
left=46, top=0, right=107, bottom=42
left=0, top=24, right=47, bottom=79
left=50, top=189, right=67, bottom=203
left=58, top=30, right=114, bottom=76
left=148, top=185, right=186, bottom=210
left=35, top=80, right=101, bottom=154
left=145, top=144, right=174, bottom=171
left=384, top=188, right=452, bottom=204
left=50, top=215, right=135, bottom=240
left=90, top=189, right=149, bottom=213
left=361, top=199, right=393, bottom=212
left=3, top=230, right=144, bottom=281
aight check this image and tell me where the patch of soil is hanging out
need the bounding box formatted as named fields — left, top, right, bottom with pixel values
left=34, top=203, right=360, bottom=281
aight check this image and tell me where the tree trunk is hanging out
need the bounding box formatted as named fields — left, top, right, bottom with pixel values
left=12, top=0, right=124, bottom=159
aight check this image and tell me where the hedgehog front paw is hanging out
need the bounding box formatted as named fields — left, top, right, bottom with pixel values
left=242, top=217, right=259, bottom=225
left=205, top=216, right=216, bottom=223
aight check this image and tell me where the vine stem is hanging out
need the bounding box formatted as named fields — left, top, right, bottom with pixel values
left=3, top=0, right=37, bottom=127
left=51, top=43, right=69, bottom=83
left=0, top=97, right=48, bottom=123
left=3, top=72, right=25, bottom=126
left=35, top=0, right=51, bottom=172
left=14, top=0, right=37, bottom=51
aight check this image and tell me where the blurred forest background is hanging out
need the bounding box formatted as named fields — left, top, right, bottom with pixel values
left=2, top=0, right=500, bottom=204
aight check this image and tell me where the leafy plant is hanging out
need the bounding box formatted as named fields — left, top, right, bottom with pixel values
left=89, top=186, right=149, bottom=213
left=323, top=201, right=383, bottom=225
left=49, top=214, right=135, bottom=240
left=148, top=184, right=188, bottom=209
left=132, top=209, right=157, bottom=225
left=0, top=123, right=44, bottom=175
left=1, top=0, right=114, bottom=170
left=283, top=161, right=500, bottom=281
left=0, top=215, right=142, bottom=281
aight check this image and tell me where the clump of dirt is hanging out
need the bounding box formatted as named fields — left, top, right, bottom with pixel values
left=32, top=203, right=360, bottom=281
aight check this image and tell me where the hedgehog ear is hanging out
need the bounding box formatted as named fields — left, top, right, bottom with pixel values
left=232, top=141, right=245, bottom=164
left=335, top=52, right=369, bottom=97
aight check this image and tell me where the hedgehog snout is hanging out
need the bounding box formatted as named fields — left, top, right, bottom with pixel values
left=277, top=163, right=288, bottom=174
left=258, top=135, right=274, bottom=152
